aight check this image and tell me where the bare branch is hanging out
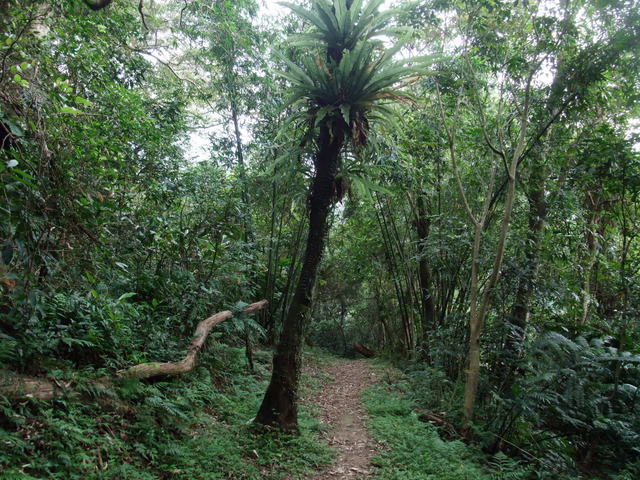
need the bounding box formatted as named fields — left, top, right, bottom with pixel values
left=138, top=0, right=149, bottom=31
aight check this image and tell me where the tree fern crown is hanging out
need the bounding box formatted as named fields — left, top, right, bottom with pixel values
left=279, top=0, right=432, bottom=147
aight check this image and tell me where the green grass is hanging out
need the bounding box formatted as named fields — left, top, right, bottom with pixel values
left=363, top=365, right=531, bottom=480
left=363, top=383, right=491, bottom=480
left=0, top=346, right=332, bottom=480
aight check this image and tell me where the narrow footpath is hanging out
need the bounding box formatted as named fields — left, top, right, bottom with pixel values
left=306, top=359, right=379, bottom=479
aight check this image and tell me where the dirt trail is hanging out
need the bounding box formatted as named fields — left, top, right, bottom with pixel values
left=306, top=359, right=379, bottom=479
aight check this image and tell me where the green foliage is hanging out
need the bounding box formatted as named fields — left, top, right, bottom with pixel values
left=487, top=452, right=530, bottom=480
left=1, top=0, right=639, bottom=478
left=282, top=0, right=393, bottom=52
left=4, top=290, right=159, bottom=369
left=279, top=0, right=433, bottom=146
left=0, top=346, right=331, bottom=479
left=484, top=333, right=640, bottom=475
left=400, top=364, right=461, bottom=417
left=363, top=382, right=498, bottom=479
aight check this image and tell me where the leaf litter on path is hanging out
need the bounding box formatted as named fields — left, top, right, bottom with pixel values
left=304, top=359, right=380, bottom=480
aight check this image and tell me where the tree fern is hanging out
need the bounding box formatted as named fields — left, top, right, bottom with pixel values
left=277, top=0, right=435, bottom=147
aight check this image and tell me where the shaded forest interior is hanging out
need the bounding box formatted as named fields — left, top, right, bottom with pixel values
left=1, top=0, right=639, bottom=479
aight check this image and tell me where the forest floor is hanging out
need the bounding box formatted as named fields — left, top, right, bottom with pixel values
left=298, top=355, right=495, bottom=480
left=303, top=359, right=380, bottom=479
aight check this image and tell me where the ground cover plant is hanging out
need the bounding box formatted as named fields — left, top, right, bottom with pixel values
left=1, top=347, right=331, bottom=479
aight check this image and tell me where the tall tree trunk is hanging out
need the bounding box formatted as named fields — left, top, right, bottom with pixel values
left=445, top=66, right=533, bottom=423
left=339, top=297, right=348, bottom=355
left=580, top=194, right=602, bottom=326
left=414, top=194, right=437, bottom=337
left=231, top=99, right=257, bottom=371
left=611, top=173, right=631, bottom=399
left=256, top=125, right=344, bottom=432
left=502, top=163, right=547, bottom=370
left=375, top=200, right=412, bottom=355
left=500, top=0, right=572, bottom=367
left=262, top=179, right=280, bottom=338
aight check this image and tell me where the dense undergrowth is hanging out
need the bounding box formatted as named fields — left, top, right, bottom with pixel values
left=369, top=350, right=640, bottom=480
left=0, top=347, right=332, bottom=479
left=1, top=0, right=639, bottom=478
left=365, top=382, right=494, bottom=480
left=363, top=362, right=537, bottom=480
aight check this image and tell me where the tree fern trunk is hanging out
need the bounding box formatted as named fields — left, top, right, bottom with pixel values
left=256, top=125, right=344, bottom=432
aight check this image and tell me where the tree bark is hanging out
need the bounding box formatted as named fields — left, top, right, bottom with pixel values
left=255, top=124, right=344, bottom=432
left=449, top=65, right=533, bottom=423
left=503, top=164, right=547, bottom=366
left=414, top=194, right=437, bottom=336
left=121, top=300, right=267, bottom=379
left=580, top=194, right=603, bottom=325
left=374, top=201, right=412, bottom=355
left=339, top=297, right=348, bottom=355
left=231, top=102, right=258, bottom=371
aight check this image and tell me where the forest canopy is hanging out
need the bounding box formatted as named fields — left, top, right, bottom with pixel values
left=1, top=0, right=639, bottom=479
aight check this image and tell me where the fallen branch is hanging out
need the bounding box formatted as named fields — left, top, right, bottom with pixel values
left=118, top=300, right=267, bottom=379
left=418, top=411, right=455, bottom=430
left=1, top=300, right=267, bottom=399
left=0, top=372, right=73, bottom=401
left=353, top=342, right=375, bottom=358
left=416, top=410, right=461, bottom=440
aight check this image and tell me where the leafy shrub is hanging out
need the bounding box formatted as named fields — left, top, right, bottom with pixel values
left=0, top=288, right=189, bottom=371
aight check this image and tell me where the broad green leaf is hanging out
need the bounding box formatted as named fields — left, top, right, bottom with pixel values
left=60, top=106, right=84, bottom=115
left=74, top=96, right=93, bottom=106
left=118, top=292, right=137, bottom=302
left=340, top=104, right=351, bottom=125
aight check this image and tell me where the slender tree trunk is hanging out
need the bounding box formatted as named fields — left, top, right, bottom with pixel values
left=581, top=199, right=601, bottom=325
left=375, top=200, right=413, bottom=354
left=339, top=297, right=348, bottom=355
left=256, top=125, right=344, bottom=432
left=231, top=99, right=258, bottom=371
left=373, top=287, right=388, bottom=349
left=450, top=66, right=532, bottom=422
left=502, top=0, right=573, bottom=361
left=503, top=163, right=547, bottom=368
left=262, top=180, right=279, bottom=336
left=276, top=214, right=306, bottom=332
left=611, top=178, right=631, bottom=398
left=414, top=194, right=437, bottom=337
left=463, top=218, right=488, bottom=422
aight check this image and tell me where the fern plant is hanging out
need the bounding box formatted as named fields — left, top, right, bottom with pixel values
left=488, top=331, right=640, bottom=474
left=488, top=452, right=530, bottom=480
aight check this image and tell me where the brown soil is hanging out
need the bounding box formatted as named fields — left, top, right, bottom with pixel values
left=305, top=359, right=379, bottom=479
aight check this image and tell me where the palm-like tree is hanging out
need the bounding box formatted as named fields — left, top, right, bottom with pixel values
left=256, top=0, right=428, bottom=432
